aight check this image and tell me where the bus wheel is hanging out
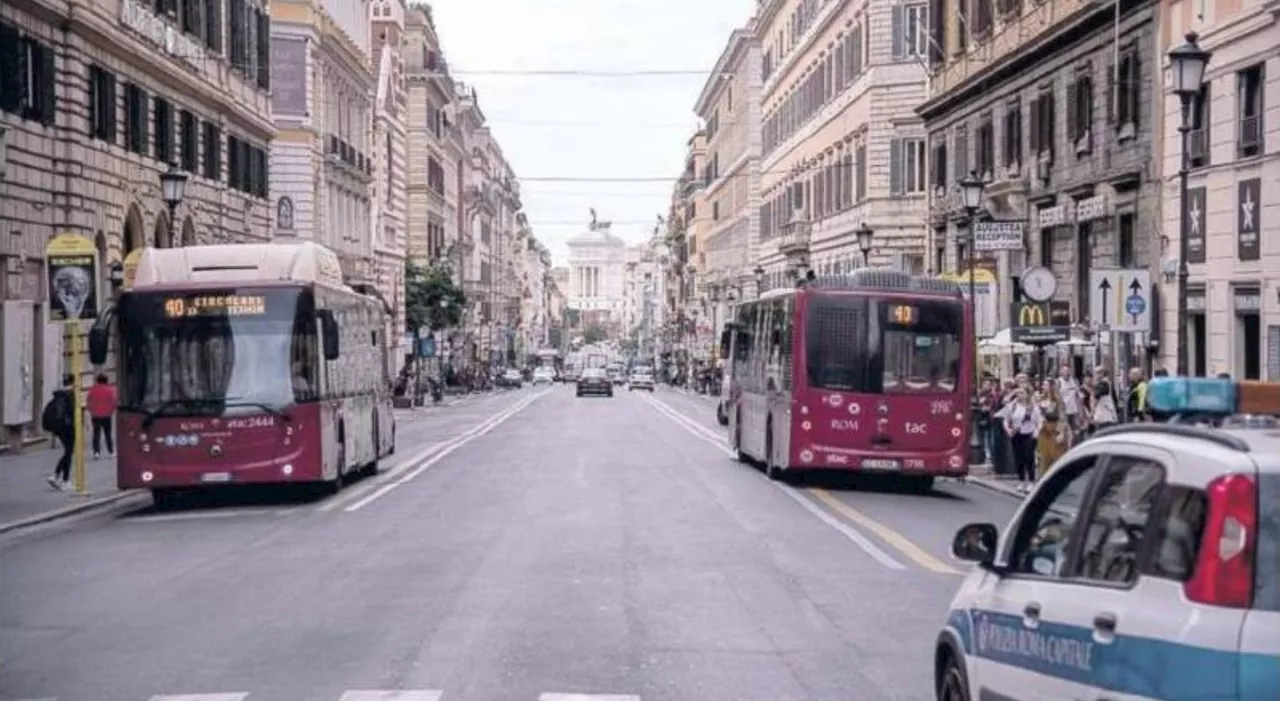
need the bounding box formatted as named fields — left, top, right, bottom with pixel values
left=733, top=412, right=750, bottom=464
left=323, top=439, right=346, bottom=494
left=764, top=421, right=783, bottom=481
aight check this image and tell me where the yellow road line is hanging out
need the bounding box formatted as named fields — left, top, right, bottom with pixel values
left=809, top=488, right=961, bottom=575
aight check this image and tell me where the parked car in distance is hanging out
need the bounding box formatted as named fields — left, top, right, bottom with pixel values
left=532, top=367, right=555, bottom=385
left=496, top=369, right=523, bottom=389
left=576, top=368, right=613, bottom=397
left=628, top=367, right=655, bottom=392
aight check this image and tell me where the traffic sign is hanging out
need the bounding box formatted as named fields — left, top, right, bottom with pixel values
left=1010, top=301, right=1069, bottom=344
left=1089, top=268, right=1151, bottom=332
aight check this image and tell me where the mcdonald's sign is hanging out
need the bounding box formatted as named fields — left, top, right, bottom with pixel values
left=1011, top=301, right=1069, bottom=344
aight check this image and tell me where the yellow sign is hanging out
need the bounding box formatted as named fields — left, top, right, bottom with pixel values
left=163, top=294, right=268, bottom=318
left=122, top=247, right=147, bottom=290
left=1015, top=302, right=1048, bottom=327
left=45, top=232, right=96, bottom=257
left=888, top=304, right=918, bottom=325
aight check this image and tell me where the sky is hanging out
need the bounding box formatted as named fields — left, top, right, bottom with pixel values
left=429, top=0, right=756, bottom=266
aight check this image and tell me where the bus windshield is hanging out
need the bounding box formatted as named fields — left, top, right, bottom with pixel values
left=805, top=294, right=962, bottom=394
left=117, top=288, right=318, bottom=417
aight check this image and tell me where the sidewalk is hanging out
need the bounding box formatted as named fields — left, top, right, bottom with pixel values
left=964, top=464, right=1025, bottom=498
left=0, top=443, right=131, bottom=533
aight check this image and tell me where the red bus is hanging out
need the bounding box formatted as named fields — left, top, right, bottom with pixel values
left=88, top=242, right=396, bottom=505
left=723, top=269, right=973, bottom=491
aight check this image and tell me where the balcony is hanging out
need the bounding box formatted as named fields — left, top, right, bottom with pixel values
left=776, top=219, right=811, bottom=258
left=928, top=0, right=1096, bottom=98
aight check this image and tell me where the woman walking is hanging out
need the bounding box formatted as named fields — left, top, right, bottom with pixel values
left=1035, top=378, right=1067, bottom=479
left=1003, top=388, right=1043, bottom=494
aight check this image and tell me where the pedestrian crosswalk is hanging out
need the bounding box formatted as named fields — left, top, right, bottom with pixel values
left=8, top=691, right=641, bottom=701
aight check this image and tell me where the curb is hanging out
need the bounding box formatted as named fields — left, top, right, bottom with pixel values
left=0, top=490, right=140, bottom=534
left=964, top=475, right=1025, bottom=499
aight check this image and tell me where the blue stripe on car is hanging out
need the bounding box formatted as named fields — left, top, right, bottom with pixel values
left=945, top=608, right=1280, bottom=701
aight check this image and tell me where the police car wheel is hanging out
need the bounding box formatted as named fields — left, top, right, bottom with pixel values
left=937, top=656, right=970, bottom=701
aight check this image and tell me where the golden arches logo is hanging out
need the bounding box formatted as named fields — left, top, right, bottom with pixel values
left=1017, top=303, right=1047, bottom=326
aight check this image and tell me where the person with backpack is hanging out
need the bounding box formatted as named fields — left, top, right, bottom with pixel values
left=41, top=374, right=77, bottom=491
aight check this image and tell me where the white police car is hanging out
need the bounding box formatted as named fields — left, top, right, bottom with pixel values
left=936, top=376, right=1280, bottom=701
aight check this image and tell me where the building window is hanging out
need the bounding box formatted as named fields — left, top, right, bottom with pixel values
left=972, top=0, right=994, bottom=39
left=1039, top=226, right=1052, bottom=268
left=426, top=157, right=444, bottom=195
left=891, top=138, right=927, bottom=195
left=1237, top=64, right=1264, bottom=159
left=1117, top=212, right=1135, bottom=267
left=201, top=121, right=222, bottom=180
left=125, top=84, right=150, bottom=155
left=205, top=0, right=223, bottom=53
left=155, top=0, right=177, bottom=17
left=1003, top=101, right=1022, bottom=169
left=931, top=139, right=947, bottom=192
left=1188, top=82, right=1210, bottom=168
left=1076, top=222, right=1091, bottom=323
left=1068, top=71, right=1093, bottom=155
left=855, top=144, right=866, bottom=201
left=154, top=97, right=174, bottom=163
left=1029, top=89, right=1055, bottom=161
left=904, top=4, right=929, bottom=58
left=179, top=110, right=198, bottom=172
left=87, top=65, right=118, bottom=142
left=182, top=0, right=205, bottom=37
left=0, top=24, right=57, bottom=126
left=1114, top=47, right=1141, bottom=136
left=975, top=115, right=994, bottom=180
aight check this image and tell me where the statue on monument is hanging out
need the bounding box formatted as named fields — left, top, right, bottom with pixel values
left=587, top=207, right=611, bottom=232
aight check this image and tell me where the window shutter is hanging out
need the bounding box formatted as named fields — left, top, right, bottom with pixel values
left=1128, top=53, right=1140, bottom=128
left=1066, top=80, right=1078, bottom=141
left=1029, top=97, right=1041, bottom=153
left=1104, top=64, right=1115, bottom=122
left=105, top=74, right=118, bottom=141
left=1044, top=92, right=1056, bottom=155
left=206, top=0, right=222, bottom=53
left=257, top=8, right=270, bottom=89
left=38, top=44, right=55, bottom=125
left=889, top=138, right=904, bottom=195
left=0, top=24, right=28, bottom=115
left=891, top=6, right=905, bottom=60
left=855, top=145, right=867, bottom=201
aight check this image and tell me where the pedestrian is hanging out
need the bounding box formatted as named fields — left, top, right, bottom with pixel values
left=1002, top=387, right=1043, bottom=494
left=85, top=373, right=118, bottom=459
left=40, top=374, right=77, bottom=490
left=1092, top=368, right=1120, bottom=431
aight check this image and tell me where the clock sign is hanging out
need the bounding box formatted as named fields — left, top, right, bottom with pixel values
left=1020, top=266, right=1057, bottom=302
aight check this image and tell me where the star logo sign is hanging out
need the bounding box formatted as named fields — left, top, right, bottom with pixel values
left=1189, top=194, right=1203, bottom=237
left=1241, top=187, right=1256, bottom=232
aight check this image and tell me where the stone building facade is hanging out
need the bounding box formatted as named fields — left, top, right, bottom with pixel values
left=918, top=0, right=1164, bottom=371
left=0, top=0, right=272, bottom=444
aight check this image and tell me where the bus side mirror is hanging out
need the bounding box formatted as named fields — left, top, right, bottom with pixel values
left=318, top=310, right=340, bottom=360
left=719, top=328, right=732, bottom=360
left=87, top=306, right=115, bottom=365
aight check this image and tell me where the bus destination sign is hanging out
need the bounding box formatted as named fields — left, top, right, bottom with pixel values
left=164, top=294, right=268, bottom=318
left=888, top=304, right=918, bottom=326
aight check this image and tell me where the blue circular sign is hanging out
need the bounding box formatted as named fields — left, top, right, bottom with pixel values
left=1126, top=294, right=1146, bottom=317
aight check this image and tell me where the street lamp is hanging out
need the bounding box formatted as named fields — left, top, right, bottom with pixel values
left=958, top=170, right=986, bottom=468
left=855, top=222, right=874, bottom=266
left=753, top=266, right=765, bottom=295
left=159, top=160, right=188, bottom=238
left=1168, top=31, right=1211, bottom=376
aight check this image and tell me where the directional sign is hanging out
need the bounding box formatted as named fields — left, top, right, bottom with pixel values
left=1011, top=302, right=1069, bottom=344
left=1089, top=268, right=1151, bottom=332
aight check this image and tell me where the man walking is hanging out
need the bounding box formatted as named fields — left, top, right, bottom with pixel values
left=41, top=374, right=77, bottom=490
left=86, top=373, right=117, bottom=458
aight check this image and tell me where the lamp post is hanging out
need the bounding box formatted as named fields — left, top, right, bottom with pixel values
left=958, top=170, right=986, bottom=467
left=855, top=222, right=874, bottom=266
left=159, top=161, right=188, bottom=243
left=1168, top=32, right=1211, bottom=376
left=753, top=266, right=765, bottom=297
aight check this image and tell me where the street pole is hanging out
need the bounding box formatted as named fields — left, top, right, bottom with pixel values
left=1176, top=100, right=1192, bottom=377
left=966, top=210, right=984, bottom=468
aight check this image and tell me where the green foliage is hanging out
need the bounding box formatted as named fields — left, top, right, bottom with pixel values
left=581, top=323, right=608, bottom=345
left=563, top=308, right=581, bottom=328
left=405, top=261, right=466, bottom=333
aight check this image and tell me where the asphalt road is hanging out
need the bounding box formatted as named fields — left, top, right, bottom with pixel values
left=0, top=384, right=1021, bottom=701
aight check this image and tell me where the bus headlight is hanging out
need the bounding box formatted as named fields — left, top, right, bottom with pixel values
left=141, top=471, right=154, bottom=482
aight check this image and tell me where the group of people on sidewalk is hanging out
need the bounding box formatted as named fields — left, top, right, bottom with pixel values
left=975, top=365, right=1166, bottom=494
left=39, top=373, right=117, bottom=491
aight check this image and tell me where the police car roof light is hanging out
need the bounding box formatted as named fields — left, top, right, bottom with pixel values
left=1145, top=377, right=1239, bottom=416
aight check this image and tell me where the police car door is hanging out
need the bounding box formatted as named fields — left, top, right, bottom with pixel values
left=964, top=454, right=1103, bottom=701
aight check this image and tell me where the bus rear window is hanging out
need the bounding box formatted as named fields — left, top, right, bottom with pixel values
left=804, top=295, right=962, bottom=394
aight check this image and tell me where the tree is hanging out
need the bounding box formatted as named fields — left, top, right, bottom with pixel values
left=404, top=262, right=466, bottom=333
left=581, top=323, right=608, bottom=345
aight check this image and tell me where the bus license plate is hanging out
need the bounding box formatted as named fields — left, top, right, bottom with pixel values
left=861, top=459, right=900, bottom=471
left=201, top=472, right=232, bottom=483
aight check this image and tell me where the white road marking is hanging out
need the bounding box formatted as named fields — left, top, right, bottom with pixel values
left=148, top=695, right=249, bottom=701
left=539, top=695, right=641, bottom=701
left=639, top=393, right=906, bottom=570
left=317, top=441, right=447, bottom=512
left=343, top=390, right=549, bottom=511
left=337, top=691, right=444, bottom=701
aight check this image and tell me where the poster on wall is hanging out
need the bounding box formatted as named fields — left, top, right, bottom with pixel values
left=1238, top=178, right=1261, bottom=261
left=1185, top=186, right=1207, bottom=264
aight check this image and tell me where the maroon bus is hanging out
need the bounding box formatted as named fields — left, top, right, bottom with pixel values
left=88, top=243, right=395, bottom=505
left=723, top=269, right=973, bottom=491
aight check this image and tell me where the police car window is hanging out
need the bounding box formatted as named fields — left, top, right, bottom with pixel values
left=1073, top=456, right=1163, bottom=585
left=1011, top=457, right=1099, bottom=578
left=1142, top=486, right=1207, bottom=582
